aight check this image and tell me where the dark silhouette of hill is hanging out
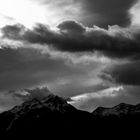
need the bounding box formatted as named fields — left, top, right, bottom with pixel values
left=0, top=87, right=140, bottom=138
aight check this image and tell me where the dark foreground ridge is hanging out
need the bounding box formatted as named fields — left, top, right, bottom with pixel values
left=0, top=88, right=140, bottom=138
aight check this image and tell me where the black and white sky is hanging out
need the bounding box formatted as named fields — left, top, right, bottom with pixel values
left=0, top=0, right=140, bottom=112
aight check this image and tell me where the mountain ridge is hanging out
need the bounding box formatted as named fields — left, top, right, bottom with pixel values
left=92, top=102, right=140, bottom=117
left=0, top=87, right=140, bottom=137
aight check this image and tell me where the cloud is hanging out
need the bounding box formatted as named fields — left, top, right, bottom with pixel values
left=68, top=86, right=138, bottom=112
left=70, top=86, right=123, bottom=101
left=0, top=46, right=105, bottom=112
left=0, top=87, right=53, bottom=112
left=0, top=46, right=104, bottom=98
left=1, top=24, right=25, bottom=40
left=1, top=0, right=140, bottom=113
left=77, top=0, right=138, bottom=27
left=124, top=86, right=140, bottom=98
left=1, top=21, right=140, bottom=100
left=99, top=59, right=140, bottom=106
left=35, top=0, right=139, bottom=28
left=97, top=52, right=140, bottom=108
left=0, top=93, right=22, bottom=112
left=58, top=20, right=86, bottom=34
left=2, top=21, right=140, bottom=60
left=100, top=60, right=140, bottom=86
left=1, top=19, right=140, bottom=112
left=68, top=85, right=140, bottom=112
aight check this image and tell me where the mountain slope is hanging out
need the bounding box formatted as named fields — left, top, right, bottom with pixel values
left=0, top=91, right=92, bottom=135
left=0, top=88, right=140, bottom=137
left=92, top=103, right=140, bottom=117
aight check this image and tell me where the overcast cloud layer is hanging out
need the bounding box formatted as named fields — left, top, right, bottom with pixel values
left=35, top=0, right=138, bottom=27
left=2, top=21, right=140, bottom=59
left=0, top=0, right=140, bottom=112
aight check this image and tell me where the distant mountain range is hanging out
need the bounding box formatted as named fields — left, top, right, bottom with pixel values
left=0, top=87, right=140, bottom=137
left=92, top=103, right=140, bottom=117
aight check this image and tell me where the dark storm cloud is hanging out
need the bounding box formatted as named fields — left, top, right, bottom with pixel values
left=1, top=24, right=25, bottom=40
left=77, top=0, right=138, bottom=27
left=0, top=47, right=90, bottom=92
left=57, top=20, right=86, bottom=34
left=2, top=21, right=140, bottom=59
left=0, top=46, right=102, bottom=97
left=100, top=61, right=140, bottom=86
left=99, top=61, right=140, bottom=106
left=0, top=41, right=103, bottom=112
left=1, top=0, right=140, bottom=113
left=36, top=0, right=138, bottom=27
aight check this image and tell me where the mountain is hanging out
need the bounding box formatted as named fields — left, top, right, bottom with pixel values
left=0, top=89, right=92, bottom=137
left=92, top=103, right=140, bottom=117
left=0, top=88, right=140, bottom=138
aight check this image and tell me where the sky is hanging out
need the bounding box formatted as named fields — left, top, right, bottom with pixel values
left=0, top=0, right=140, bottom=112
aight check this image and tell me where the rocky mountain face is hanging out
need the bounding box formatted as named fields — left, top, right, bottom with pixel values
left=0, top=87, right=140, bottom=137
left=0, top=88, right=92, bottom=136
left=92, top=103, right=140, bottom=117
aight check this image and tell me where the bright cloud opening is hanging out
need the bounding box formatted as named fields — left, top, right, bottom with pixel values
left=0, top=0, right=47, bottom=28
left=130, top=1, right=140, bottom=26
left=69, top=86, right=124, bottom=104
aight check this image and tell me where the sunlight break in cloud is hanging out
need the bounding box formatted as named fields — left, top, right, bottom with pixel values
left=69, top=86, right=124, bottom=104
left=0, top=0, right=47, bottom=28
left=130, top=1, right=140, bottom=26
